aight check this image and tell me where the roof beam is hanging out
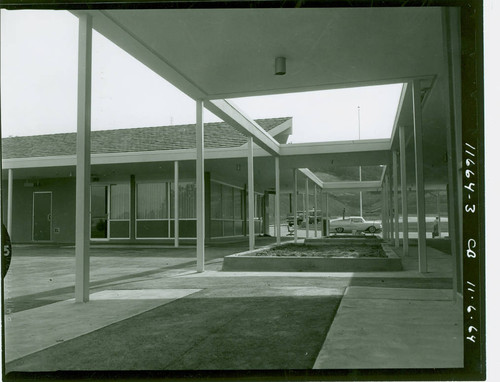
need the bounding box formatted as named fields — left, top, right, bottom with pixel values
left=389, top=82, right=408, bottom=150
left=280, top=139, right=391, bottom=156
left=298, top=168, right=323, bottom=188
left=70, top=10, right=206, bottom=99
left=207, top=77, right=425, bottom=101
left=322, top=180, right=382, bottom=192
left=380, top=164, right=388, bottom=183
left=205, top=99, right=280, bottom=156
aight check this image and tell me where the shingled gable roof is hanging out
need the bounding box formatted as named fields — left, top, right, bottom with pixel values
left=2, top=117, right=291, bottom=159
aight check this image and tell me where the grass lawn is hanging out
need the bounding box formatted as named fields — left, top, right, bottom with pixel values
left=6, top=294, right=341, bottom=371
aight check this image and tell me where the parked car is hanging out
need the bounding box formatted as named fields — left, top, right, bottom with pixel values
left=329, top=216, right=381, bottom=234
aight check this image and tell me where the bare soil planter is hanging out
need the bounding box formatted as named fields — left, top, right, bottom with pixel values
left=305, top=236, right=382, bottom=246
left=222, top=241, right=402, bottom=272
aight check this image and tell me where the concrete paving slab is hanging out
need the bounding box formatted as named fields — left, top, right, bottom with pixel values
left=5, top=288, right=200, bottom=363
left=177, top=269, right=423, bottom=279
left=4, top=242, right=458, bottom=372
left=186, top=286, right=345, bottom=299
left=313, top=287, right=463, bottom=369
left=90, top=289, right=200, bottom=300
left=344, top=286, right=454, bottom=301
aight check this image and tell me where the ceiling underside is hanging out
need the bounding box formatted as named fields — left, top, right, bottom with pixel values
left=81, top=7, right=445, bottom=99
left=72, top=7, right=451, bottom=187
left=5, top=7, right=454, bottom=190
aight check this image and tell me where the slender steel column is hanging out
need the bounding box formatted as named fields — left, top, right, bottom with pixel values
left=174, top=160, right=179, bottom=247
left=293, top=169, right=298, bottom=243
left=75, top=14, right=92, bottom=303
left=130, top=175, right=136, bottom=240
left=275, top=157, right=281, bottom=245
left=388, top=168, right=394, bottom=243
left=392, top=151, right=400, bottom=247
left=412, top=79, right=427, bottom=272
left=196, top=100, right=205, bottom=272
left=325, top=192, right=329, bottom=237
left=359, top=167, right=363, bottom=217
left=248, top=137, right=255, bottom=250
left=314, top=185, right=318, bottom=237
left=382, top=179, right=387, bottom=240
left=399, top=125, right=409, bottom=256
left=7, top=169, right=13, bottom=234
left=305, top=178, right=309, bottom=238
left=302, top=193, right=305, bottom=224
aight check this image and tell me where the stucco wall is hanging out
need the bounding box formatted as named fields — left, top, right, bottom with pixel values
left=3, top=178, right=76, bottom=244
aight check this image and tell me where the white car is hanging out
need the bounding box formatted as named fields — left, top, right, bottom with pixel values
left=329, top=216, right=381, bottom=234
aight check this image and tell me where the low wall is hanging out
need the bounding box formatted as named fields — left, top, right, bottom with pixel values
left=222, top=242, right=402, bottom=272
left=304, top=237, right=382, bottom=246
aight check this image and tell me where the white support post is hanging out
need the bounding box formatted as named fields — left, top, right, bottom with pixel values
left=325, top=192, right=330, bottom=237
left=302, top=193, right=305, bottom=223
left=293, top=169, right=298, bottom=243
left=388, top=169, right=394, bottom=244
left=7, top=169, right=13, bottom=234
left=359, top=167, right=363, bottom=217
left=174, top=160, right=179, bottom=248
left=275, top=157, right=281, bottom=245
left=436, top=192, right=441, bottom=236
left=393, top=151, right=400, bottom=248
left=380, top=178, right=387, bottom=240
left=248, top=136, right=255, bottom=250
left=305, top=178, right=309, bottom=238
left=314, top=185, right=318, bottom=238
left=75, top=14, right=92, bottom=303
left=382, top=177, right=389, bottom=240
left=412, top=80, right=427, bottom=272
left=386, top=178, right=391, bottom=240
left=399, top=125, right=409, bottom=256
left=325, top=193, right=329, bottom=220
left=196, top=100, right=205, bottom=272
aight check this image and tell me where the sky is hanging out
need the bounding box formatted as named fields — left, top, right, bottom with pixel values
left=0, top=9, right=402, bottom=142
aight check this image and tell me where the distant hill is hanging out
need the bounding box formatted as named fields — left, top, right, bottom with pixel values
left=270, top=165, right=448, bottom=221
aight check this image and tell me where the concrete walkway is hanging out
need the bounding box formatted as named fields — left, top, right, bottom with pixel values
left=4, top=289, right=200, bottom=363
left=3, top=238, right=462, bottom=372
left=314, top=286, right=462, bottom=369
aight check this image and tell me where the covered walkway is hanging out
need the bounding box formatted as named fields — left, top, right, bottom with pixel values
left=4, top=240, right=461, bottom=373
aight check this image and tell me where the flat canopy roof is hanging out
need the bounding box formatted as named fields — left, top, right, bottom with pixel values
left=68, top=7, right=451, bottom=187
left=2, top=7, right=456, bottom=189
left=72, top=8, right=445, bottom=99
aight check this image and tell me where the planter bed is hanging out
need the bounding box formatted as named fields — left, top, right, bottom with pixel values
left=222, top=242, right=402, bottom=272
left=305, top=237, right=382, bottom=246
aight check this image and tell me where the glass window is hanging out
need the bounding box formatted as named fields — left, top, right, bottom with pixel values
left=179, top=182, right=196, bottom=218
left=211, top=182, right=222, bottom=219
left=110, top=184, right=130, bottom=219
left=255, top=194, right=262, bottom=218
left=91, top=186, right=107, bottom=217
left=110, top=221, right=130, bottom=238
left=222, top=185, right=234, bottom=219
left=137, top=183, right=168, bottom=219
left=234, top=189, right=242, bottom=219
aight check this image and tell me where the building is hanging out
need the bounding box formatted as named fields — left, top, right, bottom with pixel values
left=2, top=117, right=292, bottom=244
left=1, top=6, right=475, bottom=305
